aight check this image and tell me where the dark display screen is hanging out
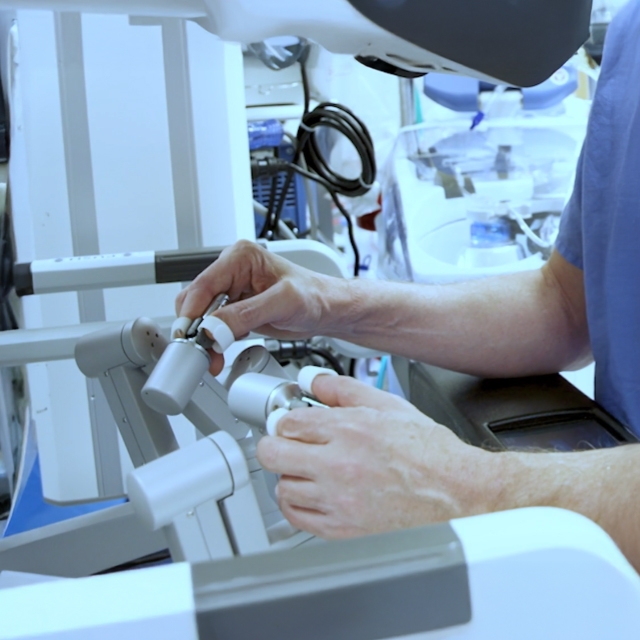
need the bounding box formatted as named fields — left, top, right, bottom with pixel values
left=494, top=418, right=620, bottom=452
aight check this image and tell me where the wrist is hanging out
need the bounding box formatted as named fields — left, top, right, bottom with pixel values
left=480, top=449, right=581, bottom=514
left=459, top=446, right=513, bottom=516
left=314, top=276, right=368, bottom=339
left=454, top=446, right=558, bottom=517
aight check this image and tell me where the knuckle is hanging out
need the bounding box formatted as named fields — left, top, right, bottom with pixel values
left=276, top=480, right=290, bottom=501
left=234, top=238, right=256, bottom=253
left=188, top=276, right=214, bottom=299
left=277, top=480, right=300, bottom=505
left=235, top=301, right=261, bottom=327
left=327, top=457, right=360, bottom=484
left=280, top=502, right=305, bottom=530
left=277, top=279, right=298, bottom=300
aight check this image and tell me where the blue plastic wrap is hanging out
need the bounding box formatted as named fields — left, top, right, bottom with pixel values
left=3, top=418, right=125, bottom=538
left=248, top=119, right=284, bottom=150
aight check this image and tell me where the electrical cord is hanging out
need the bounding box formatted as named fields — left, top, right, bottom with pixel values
left=258, top=174, right=280, bottom=239
left=254, top=199, right=296, bottom=240
left=308, top=347, right=346, bottom=376
left=298, top=106, right=376, bottom=198
left=285, top=162, right=362, bottom=274
left=283, top=131, right=322, bottom=243
left=266, top=339, right=346, bottom=376
left=261, top=59, right=376, bottom=277
left=0, top=213, right=17, bottom=332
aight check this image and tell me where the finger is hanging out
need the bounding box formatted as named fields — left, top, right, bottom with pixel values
left=178, top=272, right=233, bottom=320
left=275, top=407, right=332, bottom=443
left=256, top=436, right=319, bottom=479
left=178, top=279, right=278, bottom=340
left=208, top=351, right=224, bottom=376
left=278, top=502, right=353, bottom=540
left=213, top=281, right=301, bottom=341
left=276, top=475, right=325, bottom=512
left=174, top=287, right=188, bottom=317
left=177, top=240, right=263, bottom=319
left=244, top=325, right=312, bottom=341
left=278, top=500, right=329, bottom=537
left=312, top=374, right=413, bottom=412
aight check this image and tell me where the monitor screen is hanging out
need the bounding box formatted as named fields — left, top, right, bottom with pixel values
left=494, top=418, right=620, bottom=451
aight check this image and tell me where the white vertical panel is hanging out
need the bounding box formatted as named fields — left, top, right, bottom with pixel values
left=187, top=25, right=254, bottom=246
left=82, top=15, right=176, bottom=255
left=12, top=11, right=97, bottom=501
left=11, top=10, right=255, bottom=504
left=82, top=14, right=182, bottom=322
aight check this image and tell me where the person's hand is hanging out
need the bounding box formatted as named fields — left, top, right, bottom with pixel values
left=175, top=240, right=346, bottom=373
left=256, top=375, right=500, bottom=539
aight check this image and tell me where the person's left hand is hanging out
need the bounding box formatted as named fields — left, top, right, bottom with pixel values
left=256, top=375, right=501, bottom=539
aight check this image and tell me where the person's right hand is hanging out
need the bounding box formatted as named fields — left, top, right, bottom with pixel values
left=175, top=240, right=345, bottom=371
left=256, top=374, right=497, bottom=539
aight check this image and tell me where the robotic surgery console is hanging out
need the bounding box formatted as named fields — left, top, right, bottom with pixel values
left=62, top=314, right=640, bottom=640
left=6, top=312, right=640, bottom=640
left=8, top=308, right=640, bottom=640
left=393, top=358, right=638, bottom=452
left=71, top=311, right=334, bottom=571
left=4, top=506, right=640, bottom=639
left=2, top=0, right=621, bottom=637
left=1, top=0, right=593, bottom=86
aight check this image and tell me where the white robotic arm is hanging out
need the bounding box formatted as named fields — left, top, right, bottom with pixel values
left=0, top=0, right=592, bottom=86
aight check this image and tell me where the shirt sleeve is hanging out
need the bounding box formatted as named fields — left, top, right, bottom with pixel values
left=555, top=144, right=585, bottom=270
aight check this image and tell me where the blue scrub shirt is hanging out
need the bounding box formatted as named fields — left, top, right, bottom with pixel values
left=556, top=0, right=640, bottom=434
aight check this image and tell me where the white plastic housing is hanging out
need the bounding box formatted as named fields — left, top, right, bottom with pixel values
left=0, top=0, right=509, bottom=83
left=127, top=435, right=233, bottom=531
left=0, top=0, right=206, bottom=15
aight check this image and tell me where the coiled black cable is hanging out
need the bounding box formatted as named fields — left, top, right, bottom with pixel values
left=297, top=103, right=376, bottom=199
left=262, top=60, right=377, bottom=277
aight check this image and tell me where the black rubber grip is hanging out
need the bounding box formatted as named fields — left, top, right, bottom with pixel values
left=154, top=248, right=223, bottom=284
left=13, top=262, right=34, bottom=296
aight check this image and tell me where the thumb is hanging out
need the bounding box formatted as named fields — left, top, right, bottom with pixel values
left=311, top=374, right=412, bottom=412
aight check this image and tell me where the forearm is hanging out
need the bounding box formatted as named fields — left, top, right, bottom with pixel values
left=179, top=242, right=588, bottom=378
left=491, top=445, right=640, bottom=572
left=322, top=255, right=590, bottom=377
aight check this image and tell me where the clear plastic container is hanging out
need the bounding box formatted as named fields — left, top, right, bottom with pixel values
left=377, top=119, right=585, bottom=283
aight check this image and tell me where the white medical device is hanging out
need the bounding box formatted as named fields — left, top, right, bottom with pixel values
left=2, top=507, right=640, bottom=640
left=0, top=313, right=334, bottom=578
left=142, top=293, right=236, bottom=416
left=5, top=0, right=639, bottom=638
left=3, top=310, right=640, bottom=640
left=74, top=317, right=317, bottom=562
left=0, top=0, right=592, bottom=87
left=4, top=310, right=640, bottom=639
